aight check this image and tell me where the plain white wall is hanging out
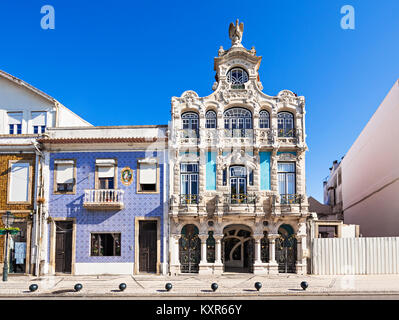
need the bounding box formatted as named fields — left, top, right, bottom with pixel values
left=342, top=80, right=399, bottom=236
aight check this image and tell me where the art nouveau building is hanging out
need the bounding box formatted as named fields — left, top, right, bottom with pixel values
left=168, top=22, right=311, bottom=275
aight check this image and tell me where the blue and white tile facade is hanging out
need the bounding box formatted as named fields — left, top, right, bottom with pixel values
left=47, top=150, right=167, bottom=275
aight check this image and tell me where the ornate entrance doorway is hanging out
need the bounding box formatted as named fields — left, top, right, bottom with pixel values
left=179, top=224, right=200, bottom=273
left=275, top=224, right=297, bottom=273
left=223, top=225, right=254, bottom=273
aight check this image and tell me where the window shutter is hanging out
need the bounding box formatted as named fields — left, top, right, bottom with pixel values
left=140, top=163, right=156, bottom=184
left=9, top=162, right=30, bottom=202
left=98, top=166, right=115, bottom=178
left=31, top=112, right=46, bottom=126
left=56, top=163, right=74, bottom=184
left=8, top=112, right=23, bottom=125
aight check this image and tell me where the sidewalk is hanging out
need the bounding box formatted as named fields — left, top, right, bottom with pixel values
left=1, top=274, right=399, bottom=298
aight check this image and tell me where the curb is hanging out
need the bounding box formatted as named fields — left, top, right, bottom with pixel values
left=1, top=291, right=399, bottom=298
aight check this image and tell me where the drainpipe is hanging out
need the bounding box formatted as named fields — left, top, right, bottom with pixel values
left=33, top=141, right=44, bottom=276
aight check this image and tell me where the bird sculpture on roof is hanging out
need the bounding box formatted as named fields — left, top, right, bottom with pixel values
left=229, top=19, right=244, bottom=47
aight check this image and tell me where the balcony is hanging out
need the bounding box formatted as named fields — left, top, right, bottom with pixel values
left=179, top=129, right=199, bottom=144
left=279, top=194, right=303, bottom=205
left=277, top=129, right=300, bottom=144
left=83, top=189, right=125, bottom=210
left=225, top=193, right=257, bottom=205
left=224, top=129, right=253, bottom=138
left=179, top=194, right=199, bottom=205
left=271, top=194, right=304, bottom=215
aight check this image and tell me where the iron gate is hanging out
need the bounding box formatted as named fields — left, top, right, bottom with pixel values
left=179, top=225, right=200, bottom=273
left=275, top=235, right=297, bottom=273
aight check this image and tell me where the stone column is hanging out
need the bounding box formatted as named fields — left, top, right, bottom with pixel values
left=268, top=233, right=279, bottom=274
left=253, top=234, right=267, bottom=275
left=296, top=234, right=307, bottom=275
left=169, top=234, right=181, bottom=275
left=199, top=234, right=212, bottom=275
left=213, top=234, right=224, bottom=275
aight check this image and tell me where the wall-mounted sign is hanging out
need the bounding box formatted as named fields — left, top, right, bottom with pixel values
left=121, top=167, right=133, bottom=186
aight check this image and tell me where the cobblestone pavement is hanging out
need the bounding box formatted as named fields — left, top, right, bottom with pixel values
left=1, top=274, right=399, bottom=298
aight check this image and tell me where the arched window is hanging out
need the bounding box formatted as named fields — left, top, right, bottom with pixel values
left=205, top=110, right=217, bottom=129
left=181, top=112, right=199, bottom=138
left=224, top=108, right=252, bottom=137
left=227, top=68, right=249, bottom=89
left=259, top=110, right=270, bottom=129
left=277, top=112, right=294, bottom=137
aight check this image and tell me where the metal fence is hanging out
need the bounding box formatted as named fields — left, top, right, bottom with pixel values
left=312, top=237, right=399, bottom=275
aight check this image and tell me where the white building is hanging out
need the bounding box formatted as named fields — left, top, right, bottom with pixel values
left=331, top=80, right=399, bottom=237
left=0, top=69, right=91, bottom=276
left=168, top=21, right=312, bottom=275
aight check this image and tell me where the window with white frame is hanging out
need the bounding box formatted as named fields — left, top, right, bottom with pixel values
left=277, top=112, right=294, bottom=137
left=8, top=161, right=31, bottom=203
left=96, top=159, right=116, bottom=189
left=181, top=112, right=199, bottom=138
left=8, top=112, right=22, bottom=134
left=278, top=162, right=296, bottom=203
left=259, top=110, right=270, bottom=129
left=205, top=110, right=217, bottom=129
left=55, top=160, right=75, bottom=193
left=31, top=112, right=46, bottom=134
left=180, top=163, right=199, bottom=204
left=138, top=159, right=157, bottom=192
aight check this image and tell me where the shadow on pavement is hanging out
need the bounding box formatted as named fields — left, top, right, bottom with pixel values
left=52, top=289, right=76, bottom=294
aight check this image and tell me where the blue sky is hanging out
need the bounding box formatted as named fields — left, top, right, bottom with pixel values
left=1, top=0, right=398, bottom=201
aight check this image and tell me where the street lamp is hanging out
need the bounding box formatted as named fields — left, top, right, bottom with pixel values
left=2, top=211, right=15, bottom=282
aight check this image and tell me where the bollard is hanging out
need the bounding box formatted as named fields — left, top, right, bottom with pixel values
left=254, top=282, right=262, bottom=291
left=165, top=283, right=173, bottom=291
left=29, top=284, right=38, bottom=292
left=211, top=283, right=218, bottom=292
left=74, top=283, right=83, bottom=292
left=300, top=281, right=308, bottom=291
left=119, top=283, right=127, bottom=291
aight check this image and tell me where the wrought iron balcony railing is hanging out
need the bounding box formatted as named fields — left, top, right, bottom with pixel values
left=83, top=189, right=125, bottom=210
left=224, top=129, right=253, bottom=138
left=180, top=194, right=199, bottom=205
left=278, top=128, right=296, bottom=138
left=279, top=194, right=303, bottom=205
left=225, top=193, right=257, bottom=205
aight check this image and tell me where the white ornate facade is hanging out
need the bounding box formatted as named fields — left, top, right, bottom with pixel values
left=168, top=21, right=311, bottom=275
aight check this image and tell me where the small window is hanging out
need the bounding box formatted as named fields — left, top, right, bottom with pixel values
left=55, top=160, right=75, bottom=193
left=222, top=168, right=227, bottom=186
left=91, top=233, right=121, bottom=256
left=249, top=168, right=254, bottom=186
left=31, top=112, right=46, bottom=134
left=8, top=112, right=23, bottom=135
left=205, top=110, right=217, bottom=129
left=138, top=159, right=157, bottom=192
left=227, top=68, right=249, bottom=89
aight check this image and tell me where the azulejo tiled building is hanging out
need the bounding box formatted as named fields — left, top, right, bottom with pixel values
left=168, top=20, right=311, bottom=275
left=39, top=126, right=168, bottom=275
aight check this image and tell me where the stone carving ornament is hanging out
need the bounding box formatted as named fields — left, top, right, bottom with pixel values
left=229, top=19, right=244, bottom=47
